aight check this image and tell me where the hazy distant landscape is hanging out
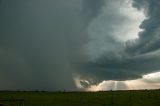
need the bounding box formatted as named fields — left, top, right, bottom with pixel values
left=0, top=90, right=160, bottom=106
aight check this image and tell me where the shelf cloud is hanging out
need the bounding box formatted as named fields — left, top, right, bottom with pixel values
left=0, top=0, right=160, bottom=90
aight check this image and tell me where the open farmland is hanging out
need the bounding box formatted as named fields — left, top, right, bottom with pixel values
left=0, top=90, right=160, bottom=106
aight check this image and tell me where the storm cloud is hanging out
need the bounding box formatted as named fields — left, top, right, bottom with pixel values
left=0, top=0, right=105, bottom=90
left=0, top=0, right=160, bottom=90
left=76, top=0, right=160, bottom=86
left=127, top=0, right=160, bottom=54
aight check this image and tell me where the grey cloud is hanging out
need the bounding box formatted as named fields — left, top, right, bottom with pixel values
left=77, top=50, right=160, bottom=84
left=126, top=0, right=160, bottom=55
left=0, top=0, right=106, bottom=90
left=82, top=0, right=105, bottom=24
left=75, top=0, right=160, bottom=85
left=0, top=0, right=80, bottom=91
left=1, top=0, right=160, bottom=90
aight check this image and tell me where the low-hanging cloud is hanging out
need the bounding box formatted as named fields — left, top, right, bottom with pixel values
left=75, top=0, right=160, bottom=87
left=0, top=0, right=105, bottom=90
left=1, top=0, right=160, bottom=90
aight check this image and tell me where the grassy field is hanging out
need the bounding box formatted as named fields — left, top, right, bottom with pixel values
left=0, top=90, right=160, bottom=106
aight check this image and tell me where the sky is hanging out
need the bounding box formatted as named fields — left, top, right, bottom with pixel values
left=0, top=0, right=160, bottom=91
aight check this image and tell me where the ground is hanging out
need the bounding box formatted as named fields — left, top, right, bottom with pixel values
left=0, top=90, right=160, bottom=106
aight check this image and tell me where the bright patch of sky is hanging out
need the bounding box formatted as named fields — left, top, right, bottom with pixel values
left=86, top=0, right=146, bottom=60
left=77, top=71, right=160, bottom=91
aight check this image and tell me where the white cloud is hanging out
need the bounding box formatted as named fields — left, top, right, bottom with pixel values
left=86, top=0, right=146, bottom=60
left=85, top=71, right=160, bottom=91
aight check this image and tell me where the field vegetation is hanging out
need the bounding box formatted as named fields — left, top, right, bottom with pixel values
left=0, top=90, right=160, bottom=106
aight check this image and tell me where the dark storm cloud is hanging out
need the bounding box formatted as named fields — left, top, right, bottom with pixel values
left=0, top=0, right=81, bottom=90
left=0, top=0, right=105, bottom=90
left=79, top=50, right=160, bottom=81
left=82, top=0, right=105, bottom=23
left=127, top=0, right=160, bottom=54
left=75, top=0, right=160, bottom=84
left=1, top=0, right=159, bottom=90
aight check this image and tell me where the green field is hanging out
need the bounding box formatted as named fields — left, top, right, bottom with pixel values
left=0, top=90, right=160, bottom=106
